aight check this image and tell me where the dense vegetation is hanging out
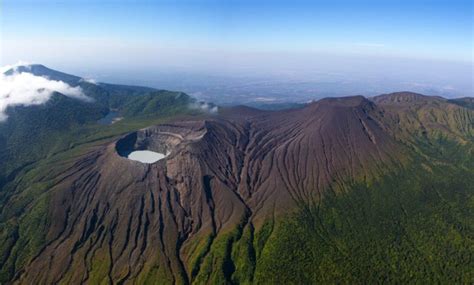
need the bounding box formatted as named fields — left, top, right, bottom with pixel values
left=449, top=97, right=474, bottom=110
left=254, top=139, right=473, bottom=284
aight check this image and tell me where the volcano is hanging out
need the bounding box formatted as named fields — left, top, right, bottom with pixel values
left=6, top=91, right=471, bottom=284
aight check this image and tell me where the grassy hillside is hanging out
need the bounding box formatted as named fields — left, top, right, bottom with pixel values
left=449, top=97, right=474, bottom=110
left=254, top=138, right=473, bottom=284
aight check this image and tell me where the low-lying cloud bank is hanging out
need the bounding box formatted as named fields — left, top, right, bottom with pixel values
left=189, top=101, right=218, bottom=114
left=0, top=64, right=90, bottom=121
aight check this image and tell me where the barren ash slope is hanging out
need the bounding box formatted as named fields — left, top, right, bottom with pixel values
left=1, top=89, right=473, bottom=284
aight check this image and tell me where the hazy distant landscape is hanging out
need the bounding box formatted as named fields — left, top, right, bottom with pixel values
left=32, top=56, right=473, bottom=107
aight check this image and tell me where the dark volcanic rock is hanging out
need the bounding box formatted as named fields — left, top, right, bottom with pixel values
left=15, top=95, right=441, bottom=284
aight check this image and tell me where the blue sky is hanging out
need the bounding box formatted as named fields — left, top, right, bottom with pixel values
left=0, top=0, right=473, bottom=97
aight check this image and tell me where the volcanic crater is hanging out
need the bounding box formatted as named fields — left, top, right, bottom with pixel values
left=115, top=122, right=208, bottom=164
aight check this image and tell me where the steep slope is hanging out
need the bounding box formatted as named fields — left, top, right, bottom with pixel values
left=372, top=92, right=473, bottom=141
left=4, top=65, right=83, bottom=85
left=1, top=93, right=473, bottom=284
left=449, top=97, right=474, bottom=110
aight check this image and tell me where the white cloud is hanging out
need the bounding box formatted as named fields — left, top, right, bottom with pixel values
left=0, top=65, right=91, bottom=121
left=254, top=97, right=277, bottom=102
left=189, top=101, right=218, bottom=114
left=199, top=102, right=218, bottom=114
left=0, top=61, right=33, bottom=74
left=80, top=78, right=98, bottom=84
